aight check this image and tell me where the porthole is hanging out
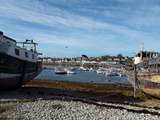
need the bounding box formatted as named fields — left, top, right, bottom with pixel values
left=15, top=49, right=20, bottom=56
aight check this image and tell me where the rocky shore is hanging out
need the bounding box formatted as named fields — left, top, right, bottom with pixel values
left=1, top=99, right=160, bottom=120
left=0, top=80, right=160, bottom=120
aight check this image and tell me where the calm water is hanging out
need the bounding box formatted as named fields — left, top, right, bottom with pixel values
left=35, top=66, right=129, bottom=84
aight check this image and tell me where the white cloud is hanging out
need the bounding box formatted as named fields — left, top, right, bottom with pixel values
left=0, top=0, right=160, bottom=57
left=0, top=1, right=154, bottom=40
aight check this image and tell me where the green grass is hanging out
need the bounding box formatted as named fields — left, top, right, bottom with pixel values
left=24, top=80, right=160, bottom=109
left=0, top=106, right=17, bottom=120
left=0, top=100, right=29, bottom=120
left=51, top=104, right=65, bottom=110
left=0, top=105, right=14, bottom=114
left=0, top=99, right=35, bottom=104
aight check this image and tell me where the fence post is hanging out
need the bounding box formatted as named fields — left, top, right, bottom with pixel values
left=134, top=65, right=137, bottom=98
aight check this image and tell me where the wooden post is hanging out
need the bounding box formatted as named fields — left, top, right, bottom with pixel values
left=134, top=65, right=137, bottom=98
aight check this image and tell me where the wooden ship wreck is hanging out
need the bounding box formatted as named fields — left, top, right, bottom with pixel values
left=0, top=31, right=42, bottom=89
left=133, top=50, right=160, bottom=98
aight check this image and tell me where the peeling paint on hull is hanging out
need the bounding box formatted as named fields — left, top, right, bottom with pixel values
left=137, top=74, right=160, bottom=98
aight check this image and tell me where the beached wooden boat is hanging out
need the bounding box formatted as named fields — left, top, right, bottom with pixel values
left=0, top=31, right=42, bottom=89
left=134, top=50, right=160, bottom=98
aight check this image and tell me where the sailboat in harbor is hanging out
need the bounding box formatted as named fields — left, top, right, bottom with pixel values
left=0, top=31, right=42, bottom=89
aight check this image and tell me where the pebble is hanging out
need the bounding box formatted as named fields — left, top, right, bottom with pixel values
left=5, top=100, right=160, bottom=120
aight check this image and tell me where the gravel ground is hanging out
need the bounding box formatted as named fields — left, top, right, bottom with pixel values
left=2, top=99, right=160, bottom=120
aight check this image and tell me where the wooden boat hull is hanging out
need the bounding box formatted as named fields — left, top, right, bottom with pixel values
left=55, top=71, right=67, bottom=75
left=0, top=52, right=42, bottom=90
left=137, top=73, right=160, bottom=98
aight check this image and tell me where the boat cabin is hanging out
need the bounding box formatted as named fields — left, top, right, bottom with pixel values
left=0, top=31, right=40, bottom=62
left=134, top=51, right=159, bottom=64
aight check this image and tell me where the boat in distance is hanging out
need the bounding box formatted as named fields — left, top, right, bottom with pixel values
left=0, top=31, right=42, bottom=89
left=54, top=66, right=76, bottom=74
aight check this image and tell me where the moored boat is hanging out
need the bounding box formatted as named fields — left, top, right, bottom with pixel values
left=54, top=66, right=67, bottom=74
left=134, top=50, right=160, bottom=98
left=79, top=66, right=87, bottom=71
left=0, top=31, right=42, bottom=89
left=66, top=68, right=76, bottom=74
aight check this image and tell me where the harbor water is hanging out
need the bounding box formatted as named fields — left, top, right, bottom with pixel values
left=35, top=65, right=129, bottom=84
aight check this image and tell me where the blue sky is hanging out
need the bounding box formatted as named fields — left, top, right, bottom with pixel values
left=0, top=0, right=160, bottom=57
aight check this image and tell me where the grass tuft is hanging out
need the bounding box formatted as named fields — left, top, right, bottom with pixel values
left=51, top=104, right=65, bottom=110
left=0, top=105, right=14, bottom=114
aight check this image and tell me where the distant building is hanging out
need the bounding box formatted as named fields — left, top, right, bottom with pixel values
left=41, top=54, right=128, bottom=65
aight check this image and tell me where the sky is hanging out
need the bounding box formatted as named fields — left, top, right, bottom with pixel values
left=0, top=0, right=160, bottom=57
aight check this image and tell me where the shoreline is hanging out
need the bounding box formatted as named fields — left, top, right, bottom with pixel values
left=25, top=79, right=132, bottom=92
left=24, top=79, right=160, bottom=108
left=1, top=79, right=160, bottom=119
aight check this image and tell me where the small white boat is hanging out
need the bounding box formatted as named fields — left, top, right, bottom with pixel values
left=69, top=67, right=77, bottom=71
left=96, top=70, right=104, bottom=74
left=105, top=72, right=119, bottom=77
left=55, top=66, right=67, bottom=74
left=89, top=68, right=94, bottom=72
left=105, top=70, right=126, bottom=77
left=79, top=66, right=87, bottom=71
left=118, top=73, right=127, bottom=77
left=66, top=69, right=76, bottom=74
left=96, top=68, right=106, bottom=74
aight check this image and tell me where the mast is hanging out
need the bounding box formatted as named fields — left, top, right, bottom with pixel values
left=140, top=42, right=144, bottom=51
